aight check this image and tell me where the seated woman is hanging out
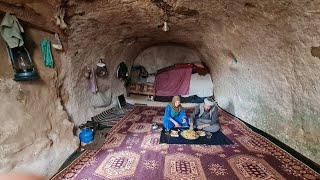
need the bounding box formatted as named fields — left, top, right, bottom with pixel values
left=191, top=98, right=220, bottom=133
left=162, top=96, right=190, bottom=131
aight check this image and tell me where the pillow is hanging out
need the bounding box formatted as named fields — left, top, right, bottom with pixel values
left=146, top=75, right=155, bottom=84
left=194, top=62, right=205, bottom=68
left=195, top=66, right=209, bottom=75
left=157, top=65, right=175, bottom=74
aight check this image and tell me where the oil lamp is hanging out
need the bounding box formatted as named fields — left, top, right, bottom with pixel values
left=162, top=21, right=169, bottom=32
left=7, top=45, right=38, bottom=81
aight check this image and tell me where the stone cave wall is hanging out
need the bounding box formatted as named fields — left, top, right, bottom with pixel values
left=197, top=2, right=320, bottom=164
left=3, top=20, right=319, bottom=177
left=133, top=44, right=201, bottom=73
left=0, top=27, right=78, bottom=177
left=3, top=1, right=318, bottom=175
left=59, top=39, right=149, bottom=126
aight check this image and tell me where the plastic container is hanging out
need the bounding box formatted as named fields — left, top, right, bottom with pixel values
left=79, top=128, right=94, bottom=144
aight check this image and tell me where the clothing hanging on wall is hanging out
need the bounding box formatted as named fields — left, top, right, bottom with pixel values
left=40, top=39, right=54, bottom=68
left=54, top=6, right=67, bottom=30
left=0, top=12, right=24, bottom=48
left=52, top=33, right=63, bottom=51
left=116, top=62, right=128, bottom=79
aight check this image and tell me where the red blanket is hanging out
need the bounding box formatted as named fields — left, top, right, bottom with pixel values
left=155, top=67, right=192, bottom=96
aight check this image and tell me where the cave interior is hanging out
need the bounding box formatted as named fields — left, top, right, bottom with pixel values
left=0, top=0, right=319, bottom=179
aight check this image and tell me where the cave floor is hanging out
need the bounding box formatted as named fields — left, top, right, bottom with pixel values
left=57, top=127, right=112, bottom=172
left=52, top=106, right=320, bottom=179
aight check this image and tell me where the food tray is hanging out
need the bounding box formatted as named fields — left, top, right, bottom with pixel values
left=180, top=129, right=200, bottom=140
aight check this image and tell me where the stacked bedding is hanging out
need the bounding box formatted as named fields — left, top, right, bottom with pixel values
left=128, top=63, right=214, bottom=102
left=182, top=73, right=213, bottom=98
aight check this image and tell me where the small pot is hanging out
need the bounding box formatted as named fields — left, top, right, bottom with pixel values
left=152, top=122, right=158, bottom=130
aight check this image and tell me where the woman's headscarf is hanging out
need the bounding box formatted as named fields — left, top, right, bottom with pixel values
left=171, top=96, right=181, bottom=112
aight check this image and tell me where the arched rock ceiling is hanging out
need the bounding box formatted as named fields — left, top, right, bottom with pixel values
left=0, top=0, right=62, bottom=32
left=63, top=0, right=320, bottom=73
left=2, top=0, right=319, bottom=61
left=65, top=1, right=312, bottom=43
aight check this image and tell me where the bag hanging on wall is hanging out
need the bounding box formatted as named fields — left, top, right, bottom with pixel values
left=95, top=59, right=108, bottom=77
left=52, top=33, right=63, bottom=51
left=116, top=62, right=128, bottom=79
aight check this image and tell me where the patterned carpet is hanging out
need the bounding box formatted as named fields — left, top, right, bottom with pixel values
left=51, top=106, right=320, bottom=180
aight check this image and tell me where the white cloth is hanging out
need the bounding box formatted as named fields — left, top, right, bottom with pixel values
left=0, top=13, right=24, bottom=48
left=146, top=75, right=155, bottom=84
left=204, top=98, right=214, bottom=106
left=182, top=73, right=214, bottom=98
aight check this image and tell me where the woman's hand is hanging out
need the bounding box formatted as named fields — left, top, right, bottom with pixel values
left=189, top=122, right=194, bottom=130
left=198, top=124, right=210, bottom=129
left=182, top=118, right=187, bottom=124
left=173, top=121, right=180, bottom=127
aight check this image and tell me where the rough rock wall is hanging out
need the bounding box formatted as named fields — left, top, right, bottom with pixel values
left=62, top=0, right=320, bottom=164
left=60, top=41, right=147, bottom=126
left=198, top=1, right=320, bottom=164
left=133, top=45, right=200, bottom=73
left=0, top=27, right=78, bottom=177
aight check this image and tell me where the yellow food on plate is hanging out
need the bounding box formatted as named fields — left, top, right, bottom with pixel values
left=181, top=129, right=199, bottom=140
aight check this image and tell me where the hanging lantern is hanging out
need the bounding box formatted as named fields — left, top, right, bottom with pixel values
left=162, top=21, right=169, bottom=32
left=95, top=59, right=108, bottom=77
left=7, top=45, right=38, bottom=81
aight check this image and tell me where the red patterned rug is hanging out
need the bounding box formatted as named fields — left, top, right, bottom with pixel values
left=51, top=106, right=320, bottom=180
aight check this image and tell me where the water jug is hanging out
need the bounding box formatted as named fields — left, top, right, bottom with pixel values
left=79, top=128, right=94, bottom=144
